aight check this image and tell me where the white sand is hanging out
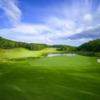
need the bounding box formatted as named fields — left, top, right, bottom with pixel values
left=97, top=59, right=100, bottom=63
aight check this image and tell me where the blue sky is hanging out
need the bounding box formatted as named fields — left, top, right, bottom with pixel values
left=0, top=0, right=100, bottom=46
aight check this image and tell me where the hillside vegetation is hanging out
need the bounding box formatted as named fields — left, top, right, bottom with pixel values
left=77, top=39, right=100, bottom=52
left=0, top=36, right=48, bottom=50
left=51, top=45, right=76, bottom=51
left=0, top=36, right=77, bottom=52
left=1, top=36, right=100, bottom=52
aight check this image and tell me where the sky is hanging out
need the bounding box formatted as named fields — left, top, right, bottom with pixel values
left=0, top=0, right=100, bottom=46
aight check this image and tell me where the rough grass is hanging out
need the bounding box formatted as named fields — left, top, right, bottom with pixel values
left=0, top=55, right=100, bottom=100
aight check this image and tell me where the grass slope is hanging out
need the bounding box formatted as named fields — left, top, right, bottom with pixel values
left=0, top=55, right=100, bottom=100
left=0, top=48, right=57, bottom=59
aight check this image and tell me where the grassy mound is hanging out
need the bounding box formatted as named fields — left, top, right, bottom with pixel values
left=29, top=55, right=92, bottom=67
left=0, top=48, right=58, bottom=59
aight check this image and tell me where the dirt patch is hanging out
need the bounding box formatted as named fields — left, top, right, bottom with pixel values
left=0, top=60, right=8, bottom=62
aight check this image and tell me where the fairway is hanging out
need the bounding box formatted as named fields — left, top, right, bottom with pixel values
left=1, top=0, right=100, bottom=99
left=0, top=48, right=58, bottom=59
left=0, top=55, right=100, bottom=100
left=29, top=55, right=92, bottom=67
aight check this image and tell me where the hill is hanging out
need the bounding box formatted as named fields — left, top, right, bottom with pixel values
left=51, top=45, right=77, bottom=51
left=0, top=36, right=48, bottom=50
left=77, top=39, right=100, bottom=52
left=1, top=36, right=100, bottom=52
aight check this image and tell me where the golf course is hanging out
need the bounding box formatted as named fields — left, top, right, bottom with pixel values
left=0, top=48, right=100, bottom=100
left=1, top=0, right=100, bottom=99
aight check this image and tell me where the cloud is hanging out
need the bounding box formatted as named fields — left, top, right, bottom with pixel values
left=83, top=14, right=93, bottom=24
left=0, top=24, right=51, bottom=35
left=65, top=20, right=75, bottom=30
left=0, top=0, right=100, bottom=46
left=0, top=0, right=21, bottom=25
left=0, top=23, right=54, bottom=44
left=65, top=24, right=100, bottom=40
left=12, top=24, right=51, bottom=34
left=11, top=35, right=54, bottom=44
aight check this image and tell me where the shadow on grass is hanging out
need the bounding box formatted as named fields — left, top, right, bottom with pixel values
left=0, top=61, right=100, bottom=100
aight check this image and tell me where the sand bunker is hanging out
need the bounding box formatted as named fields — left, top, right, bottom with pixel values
left=97, top=59, right=100, bottom=63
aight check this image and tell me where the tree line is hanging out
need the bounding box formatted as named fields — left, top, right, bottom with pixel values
left=0, top=36, right=48, bottom=50
left=51, top=45, right=76, bottom=51
left=77, top=39, right=100, bottom=52
left=1, top=36, right=100, bottom=52
left=52, top=39, right=100, bottom=52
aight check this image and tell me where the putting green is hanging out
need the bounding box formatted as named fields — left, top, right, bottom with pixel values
left=29, top=55, right=92, bottom=67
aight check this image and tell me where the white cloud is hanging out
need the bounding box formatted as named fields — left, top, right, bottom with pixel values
left=83, top=14, right=93, bottom=24
left=0, top=23, right=51, bottom=35
left=46, top=16, right=65, bottom=28
left=13, top=24, right=51, bottom=34
left=9, top=33, right=54, bottom=44
left=0, top=0, right=21, bottom=25
left=0, top=0, right=100, bottom=46
left=76, top=28, right=83, bottom=33
left=65, top=20, right=75, bottom=30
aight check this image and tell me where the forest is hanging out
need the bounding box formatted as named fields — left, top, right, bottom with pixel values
left=0, top=36, right=100, bottom=52
left=51, top=45, right=76, bottom=51
left=0, top=36, right=77, bottom=51
left=77, top=39, right=100, bottom=52
left=0, top=36, right=48, bottom=50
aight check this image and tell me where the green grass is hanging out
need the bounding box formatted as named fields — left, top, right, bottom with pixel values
left=29, top=55, right=92, bottom=67
left=0, top=48, right=58, bottom=59
left=0, top=55, right=100, bottom=100
left=40, top=48, right=58, bottom=52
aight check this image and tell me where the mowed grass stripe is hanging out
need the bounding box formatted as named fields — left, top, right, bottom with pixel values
left=29, top=55, right=92, bottom=67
